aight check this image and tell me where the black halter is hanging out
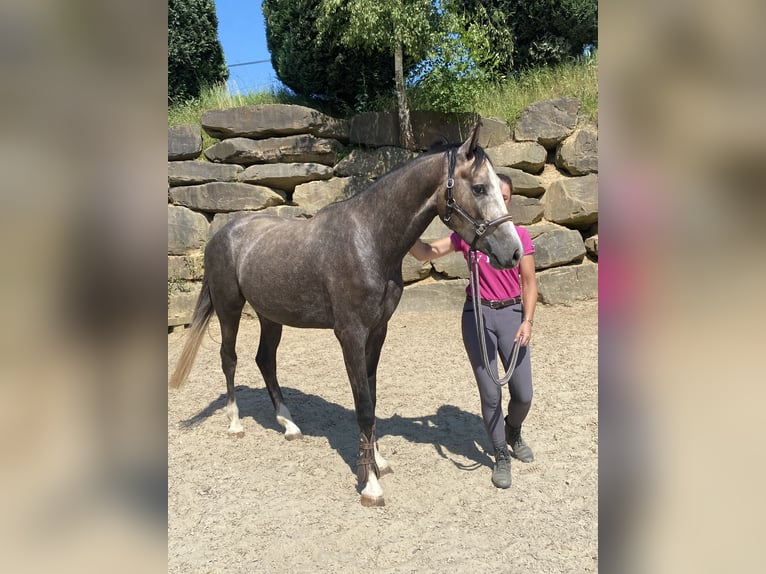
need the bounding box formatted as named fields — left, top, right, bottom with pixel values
left=442, top=148, right=514, bottom=250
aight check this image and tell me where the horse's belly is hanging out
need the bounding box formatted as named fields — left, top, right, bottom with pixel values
left=243, top=287, right=334, bottom=329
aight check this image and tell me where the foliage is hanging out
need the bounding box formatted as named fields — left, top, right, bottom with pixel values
left=263, top=0, right=402, bottom=113
left=260, top=0, right=596, bottom=112
left=506, top=0, right=597, bottom=70
left=400, top=0, right=597, bottom=112
left=406, top=21, right=487, bottom=113
left=168, top=51, right=597, bottom=130
left=317, top=0, right=440, bottom=54
left=168, top=0, right=229, bottom=105
left=445, top=0, right=516, bottom=79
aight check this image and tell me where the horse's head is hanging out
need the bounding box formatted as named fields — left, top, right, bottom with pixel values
left=436, top=123, right=524, bottom=269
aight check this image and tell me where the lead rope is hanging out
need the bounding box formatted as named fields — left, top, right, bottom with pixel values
left=469, top=249, right=521, bottom=388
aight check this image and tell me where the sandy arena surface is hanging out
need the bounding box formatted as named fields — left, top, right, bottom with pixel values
left=168, top=298, right=598, bottom=573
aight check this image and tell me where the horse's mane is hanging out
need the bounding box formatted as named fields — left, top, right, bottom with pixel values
left=365, top=139, right=490, bottom=192
left=315, top=139, right=488, bottom=213
left=424, top=140, right=490, bottom=170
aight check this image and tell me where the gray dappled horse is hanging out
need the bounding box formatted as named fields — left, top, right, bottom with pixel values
left=169, top=124, right=524, bottom=506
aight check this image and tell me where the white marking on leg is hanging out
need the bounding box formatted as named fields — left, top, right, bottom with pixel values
left=225, top=402, right=244, bottom=435
left=374, top=443, right=393, bottom=476
left=276, top=404, right=303, bottom=440
left=361, top=472, right=385, bottom=507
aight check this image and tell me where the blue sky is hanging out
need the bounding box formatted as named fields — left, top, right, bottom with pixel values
left=214, top=1, right=282, bottom=94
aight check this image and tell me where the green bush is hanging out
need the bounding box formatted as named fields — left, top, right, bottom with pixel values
left=168, top=0, right=228, bottom=105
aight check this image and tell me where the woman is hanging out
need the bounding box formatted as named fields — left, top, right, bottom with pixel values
left=409, top=174, right=537, bottom=489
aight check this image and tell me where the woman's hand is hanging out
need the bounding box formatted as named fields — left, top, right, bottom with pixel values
left=515, top=320, right=533, bottom=347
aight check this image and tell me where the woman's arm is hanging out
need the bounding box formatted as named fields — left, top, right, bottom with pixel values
left=408, top=236, right=455, bottom=261
left=517, top=254, right=538, bottom=346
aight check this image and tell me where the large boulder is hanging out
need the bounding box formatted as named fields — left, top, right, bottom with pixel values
left=168, top=204, right=209, bottom=255
left=402, top=255, right=431, bottom=283
left=584, top=234, right=599, bottom=258
left=478, top=117, right=513, bottom=148
left=536, top=260, right=598, bottom=304
left=201, top=104, right=349, bottom=142
left=204, top=135, right=344, bottom=166
left=168, top=125, right=202, bottom=161
left=411, top=111, right=479, bottom=149
left=486, top=141, right=547, bottom=174
left=543, top=173, right=598, bottom=228
left=292, top=176, right=371, bottom=215
left=208, top=211, right=257, bottom=239
left=168, top=252, right=204, bottom=280
left=169, top=182, right=287, bottom=213
left=239, top=162, right=333, bottom=192
left=260, top=205, right=314, bottom=219
left=397, top=279, right=469, bottom=313
left=349, top=113, right=398, bottom=148
left=514, top=98, right=580, bottom=149
left=509, top=196, right=544, bottom=226
left=333, top=146, right=416, bottom=178
left=168, top=160, right=242, bottom=187
left=496, top=167, right=545, bottom=198
left=555, top=125, right=598, bottom=175
left=525, top=222, right=586, bottom=270
left=418, top=218, right=467, bottom=279
left=168, top=282, right=202, bottom=327
left=348, top=111, right=510, bottom=149
left=207, top=207, right=312, bottom=239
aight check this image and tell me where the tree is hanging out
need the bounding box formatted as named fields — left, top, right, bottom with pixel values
left=262, top=0, right=397, bottom=112
left=168, top=0, right=228, bottom=105
left=446, top=0, right=516, bottom=79
left=506, top=0, right=597, bottom=70
left=317, top=0, right=441, bottom=149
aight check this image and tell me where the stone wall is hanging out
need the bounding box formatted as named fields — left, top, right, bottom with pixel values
left=168, top=100, right=598, bottom=327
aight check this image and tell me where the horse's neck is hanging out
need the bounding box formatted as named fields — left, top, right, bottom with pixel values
left=363, top=153, right=444, bottom=260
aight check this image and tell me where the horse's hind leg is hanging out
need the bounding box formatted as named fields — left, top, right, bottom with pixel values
left=207, top=278, right=246, bottom=437
left=218, top=306, right=246, bottom=436
left=256, top=314, right=302, bottom=440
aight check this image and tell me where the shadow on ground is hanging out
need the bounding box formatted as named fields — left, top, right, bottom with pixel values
left=179, top=386, right=493, bottom=474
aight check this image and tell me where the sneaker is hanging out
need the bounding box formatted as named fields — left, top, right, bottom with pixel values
left=505, top=418, right=534, bottom=462
left=492, top=448, right=512, bottom=489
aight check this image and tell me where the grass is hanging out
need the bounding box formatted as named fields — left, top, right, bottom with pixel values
left=168, top=83, right=314, bottom=126
left=168, top=83, right=326, bottom=149
left=475, top=54, right=598, bottom=127
left=169, top=52, right=597, bottom=131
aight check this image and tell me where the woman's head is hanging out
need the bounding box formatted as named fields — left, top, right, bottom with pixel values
left=497, top=174, right=513, bottom=206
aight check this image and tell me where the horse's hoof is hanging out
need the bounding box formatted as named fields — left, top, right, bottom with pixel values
left=228, top=431, right=245, bottom=439
left=361, top=494, right=385, bottom=507
left=284, top=431, right=303, bottom=441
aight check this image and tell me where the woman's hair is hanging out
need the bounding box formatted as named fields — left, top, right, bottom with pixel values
left=497, top=173, right=513, bottom=190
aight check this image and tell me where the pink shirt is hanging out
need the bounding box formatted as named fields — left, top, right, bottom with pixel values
left=450, top=226, right=535, bottom=300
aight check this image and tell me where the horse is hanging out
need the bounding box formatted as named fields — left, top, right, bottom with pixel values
left=169, top=123, right=524, bottom=507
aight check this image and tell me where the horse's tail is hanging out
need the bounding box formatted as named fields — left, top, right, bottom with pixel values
left=169, top=276, right=214, bottom=389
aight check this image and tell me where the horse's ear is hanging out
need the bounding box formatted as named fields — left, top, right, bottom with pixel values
left=458, top=121, right=483, bottom=160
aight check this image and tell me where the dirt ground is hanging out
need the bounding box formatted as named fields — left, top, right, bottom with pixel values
left=168, top=299, right=598, bottom=573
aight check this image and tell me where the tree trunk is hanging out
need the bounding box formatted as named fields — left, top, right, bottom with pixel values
left=394, top=42, right=415, bottom=150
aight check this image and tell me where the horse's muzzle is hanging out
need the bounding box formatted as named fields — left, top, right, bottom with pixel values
left=484, top=225, right=523, bottom=269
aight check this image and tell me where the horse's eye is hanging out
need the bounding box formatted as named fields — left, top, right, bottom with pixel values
left=472, top=184, right=486, bottom=196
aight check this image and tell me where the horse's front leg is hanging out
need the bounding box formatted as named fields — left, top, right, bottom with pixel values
left=336, top=324, right=385, bottom=507
left=366, top=322, right=392, bottom=478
